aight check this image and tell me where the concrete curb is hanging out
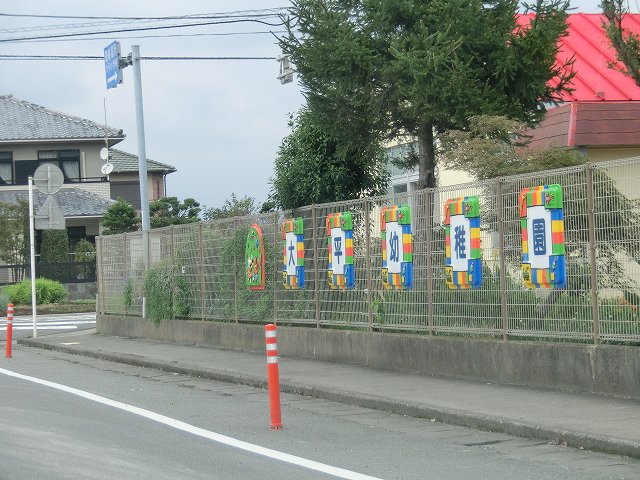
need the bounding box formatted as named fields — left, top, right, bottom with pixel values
left=18, top=337, right=640, bottom=460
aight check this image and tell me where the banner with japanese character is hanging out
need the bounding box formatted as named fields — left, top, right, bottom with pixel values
left=326, top=212, right=354, bottom=289
left=282, top=217, right=305, bottom=289
left=381, top=204, right=413, bottom=290
left=519, top=184, right=566, bottom=289
left=444, top=196, right=482, bottom=289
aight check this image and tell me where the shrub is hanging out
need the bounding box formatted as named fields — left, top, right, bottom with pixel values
left=123, top=278, right=133, bottom=309
left=74, top=239, right=96, bottom=262
left=143, top=260, right=191, bottom=324
left=40, top=229, right=70, bottom=281
left=4, top=278, right=67, bottom=305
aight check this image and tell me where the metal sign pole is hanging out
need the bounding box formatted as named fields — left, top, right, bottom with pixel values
left=28, top=177, right=37, bottom=338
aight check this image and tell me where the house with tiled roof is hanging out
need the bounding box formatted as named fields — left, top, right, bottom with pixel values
left=0, top=95, right=176, bottom=279
left=109, top=148, right=176, bottom=209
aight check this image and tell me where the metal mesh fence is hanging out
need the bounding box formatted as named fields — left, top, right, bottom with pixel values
left=97, top=157, right=640, bottom=344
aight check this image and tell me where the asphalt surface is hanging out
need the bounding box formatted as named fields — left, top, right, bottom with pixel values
left=14, top=327, right=640, bottom=461
left=3, top=346, right=639, bottom=480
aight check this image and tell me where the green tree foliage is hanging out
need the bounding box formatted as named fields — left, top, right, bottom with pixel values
left=601, top=0, right=640, bottom=86
left=0, top=200, right=28, bottom=282
left=143, top=258, right=191, bottom=323
left=40, top=229, right=69, bottom=263
left=39, top=229, right=69, bottom=282
left=270, top=108, right=390, bottom=210
left=279, top=0, right=574, bottom=188
left=102, top=198, right=140, bottom=235
left=149, top=196, right=201, bottom=228
left=202, top=193, right=256, bottom=221
left=440, top=115, right=586, bottom=179
left=73, top=239, right=96, bottom=262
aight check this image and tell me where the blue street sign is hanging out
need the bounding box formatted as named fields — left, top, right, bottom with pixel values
left=104, top=41, right=123, bottom=89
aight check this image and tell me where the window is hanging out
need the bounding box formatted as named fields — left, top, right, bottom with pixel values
left=37, top=149, right=81, bottom=182
left=0, top=152, right=13, bottom=185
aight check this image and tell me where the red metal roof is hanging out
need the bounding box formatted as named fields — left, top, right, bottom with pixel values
left=518, top=13, right=640, bottom=101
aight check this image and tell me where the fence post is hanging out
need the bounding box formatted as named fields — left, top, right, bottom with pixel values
left=586, top=164, right=601, bottom=344
left=122, top=233, right=128, bottom=315
left=312, top=205, right=321, bottom=328
left=273, top=212, right=279, bottom=325
left=496, top=179, right=509, bottom=340
left=199, top=222, right=206, bottom=321
left=170, top=226, right=176, bottom=320
left=95, top=236, right=103, bottom=315
left=425, top=189, right=434, bottom=335
left=233, top=217, right=239, bottom=323
left=364, top=198, right=373, bottom=331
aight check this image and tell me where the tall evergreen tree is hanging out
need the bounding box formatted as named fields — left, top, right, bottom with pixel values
left=279, top=0, right=574, bottom=188
left=270, top=108, right=389, bottom=210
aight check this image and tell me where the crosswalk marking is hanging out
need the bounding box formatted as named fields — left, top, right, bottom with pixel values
left=0, top=313, right=96, bottom=332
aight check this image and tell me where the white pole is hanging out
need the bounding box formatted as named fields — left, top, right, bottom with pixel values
left=131, top=45, right=149, bottom=319
left=28, top=177, right=37, bottom=338
left=131, top=45, right=150, bottom=233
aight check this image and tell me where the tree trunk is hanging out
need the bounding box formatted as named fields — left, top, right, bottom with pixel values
left=417, top=124, right=437, bottom=189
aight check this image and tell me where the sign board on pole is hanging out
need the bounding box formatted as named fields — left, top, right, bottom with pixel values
left=104, top=41, right=123, bottom=89
left=35, top=196, right=66, bottom=230
left=33, top=163, right=63, bottom=195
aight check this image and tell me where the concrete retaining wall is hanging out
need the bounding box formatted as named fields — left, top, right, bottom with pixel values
left=97, top=315, right=640, bottom=399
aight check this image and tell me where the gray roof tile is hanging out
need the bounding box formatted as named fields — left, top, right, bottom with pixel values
left=109, top=149, right=176, bottom=173
left=0, top=188, right=114, bottom=217
left=0, top=95, right=125, bottom=142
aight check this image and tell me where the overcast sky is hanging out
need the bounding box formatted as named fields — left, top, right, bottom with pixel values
left=0, top=0, right=630, bottom=210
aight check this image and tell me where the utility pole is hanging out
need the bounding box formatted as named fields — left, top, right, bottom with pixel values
left=104, top=41, right=150, bottom=317
left=130, top=45, right=150, bottom=233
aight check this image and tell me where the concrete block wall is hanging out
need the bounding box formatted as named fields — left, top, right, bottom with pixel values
left=97, top=315, right=640, bottom=400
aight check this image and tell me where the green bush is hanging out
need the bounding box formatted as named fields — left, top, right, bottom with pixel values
left=40, top=229, right=70, bottom=281
left=143, top=260, right=191, bottom=324
left=74, top=239, right=96, bottom=262
left=4, top=278, right=67, bottom=305
left=123, top=278, right=133, bottom=309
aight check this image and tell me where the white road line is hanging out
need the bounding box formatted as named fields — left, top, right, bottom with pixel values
left=8, top=321, right=96, bottom=326
left=0, top=320, right=95, bottom=331
left=0, top=367, right=384, bottom=480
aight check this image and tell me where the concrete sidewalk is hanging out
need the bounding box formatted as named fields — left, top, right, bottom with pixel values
left=17, top=330, right=640, bottom=460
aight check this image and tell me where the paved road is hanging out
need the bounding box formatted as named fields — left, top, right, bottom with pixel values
left=0, top=346, right=638, bottom=479
left=0, top=312, right=96, bottom=339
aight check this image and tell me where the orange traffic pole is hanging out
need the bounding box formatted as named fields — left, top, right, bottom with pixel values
left=5, top=303, right=13, bottom=358
left=265, top=323, right=283, bottom=429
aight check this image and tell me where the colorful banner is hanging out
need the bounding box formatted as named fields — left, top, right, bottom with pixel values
left=444, top=196, right=482, bottom=289
left=245, top=223, right=266, bottom=290
left=326, top=212, right=354, bottom=289
left=282, top=217, right=305, bottom=289
left=381, top=204, right=413, bottom=290
left=519, top=184, right=566, bottom=289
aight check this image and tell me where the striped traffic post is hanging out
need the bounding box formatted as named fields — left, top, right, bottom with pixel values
left=264, top=323, right=283, bottom=429
left=5, top=303, right=13, bottom=358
